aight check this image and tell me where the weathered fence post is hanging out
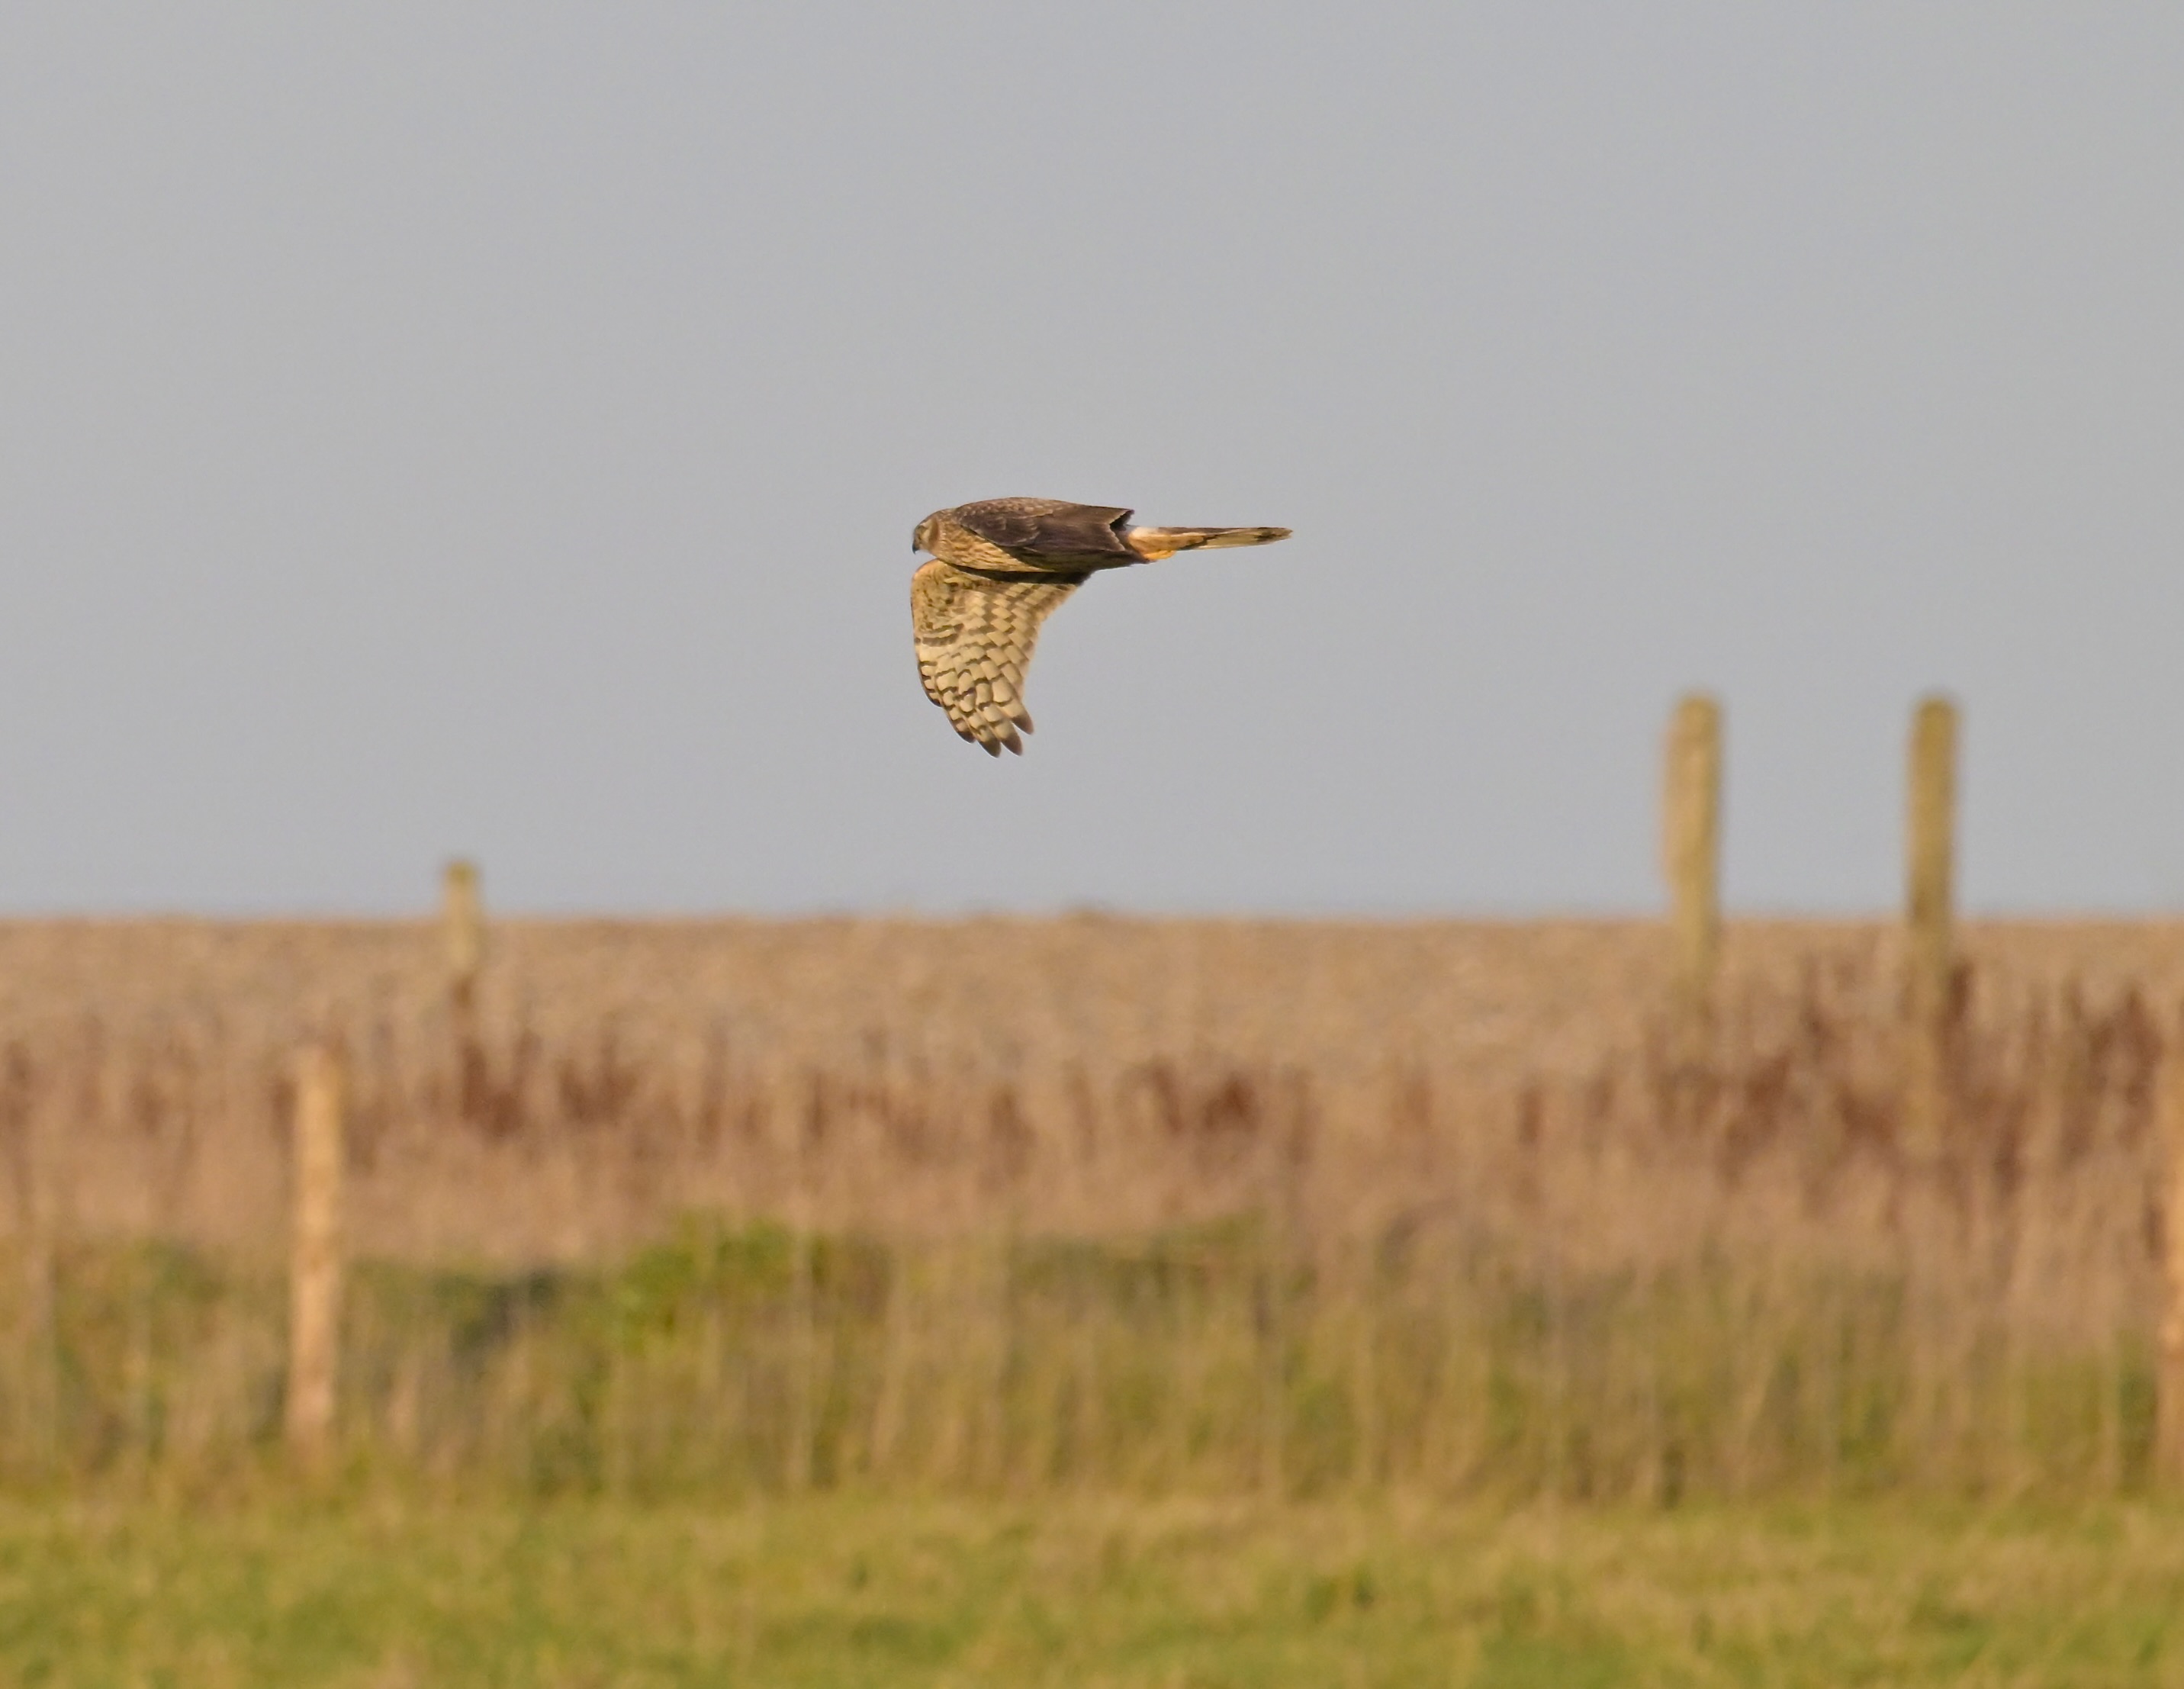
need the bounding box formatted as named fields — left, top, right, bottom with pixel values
left=443, top=859, right=487, bottom=1121
left=443, top=859, right=485, bottom=1014
left=1662, top=693, right=1723, bottom=1044
left=2160, top=1028, right=2184, bottom=1493
left=1906, top=697, right=1958, bottom=1021
left=286, top=1041, right=346, bottom=1468
left=1903, top=695, right=1958, bottom=1153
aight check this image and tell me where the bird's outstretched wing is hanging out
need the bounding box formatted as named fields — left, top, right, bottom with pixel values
left=912, top=559, right=1087, bottom=754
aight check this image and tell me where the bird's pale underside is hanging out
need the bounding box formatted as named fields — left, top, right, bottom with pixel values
left=910, top=498, right=1291, bottom=754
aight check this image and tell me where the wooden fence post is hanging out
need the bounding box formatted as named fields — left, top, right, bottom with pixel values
left=443, top=859, right=485, bottom=1014
left=1904, top=696, right=1958, bottom=1153
left=443, top=860, right=488, bottom=1121
left=1662, top=693, right=1723, bottom=1043
left=2160, top=1030, right=2184, bottom=1493
left=1906, top=697, right=1958, bottom=1021
left=286, top=1041, right=346, bottom=1468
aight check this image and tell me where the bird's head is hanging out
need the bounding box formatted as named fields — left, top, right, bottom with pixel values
left=912, top=513, right=941, bottom=555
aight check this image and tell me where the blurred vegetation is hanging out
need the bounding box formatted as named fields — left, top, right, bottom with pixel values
left=0, top=1216, right=2161, bottom=1504
left=0, top=1494, right=2180, bottom=1687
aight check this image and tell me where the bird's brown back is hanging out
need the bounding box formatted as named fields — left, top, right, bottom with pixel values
left=934, top=498, right=1137, bottom=571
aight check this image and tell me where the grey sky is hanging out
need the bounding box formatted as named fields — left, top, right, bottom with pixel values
left=2, top=5, right=2179, bottom=916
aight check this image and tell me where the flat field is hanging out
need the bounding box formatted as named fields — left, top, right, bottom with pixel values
left=1, top=1497, right=2180, bottom=1687
left=1, top=916, right=2179, bottom=1503
left=0, top=920, right=2180, bottom=1681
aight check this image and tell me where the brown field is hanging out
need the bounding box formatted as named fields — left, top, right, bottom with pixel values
left=0, top=915, right=2177, bottom=1500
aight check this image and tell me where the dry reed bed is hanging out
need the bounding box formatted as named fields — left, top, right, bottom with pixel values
left=0, top=915, right=2176, bottom=1255
left=0, top=917, right=2175, bottom=1498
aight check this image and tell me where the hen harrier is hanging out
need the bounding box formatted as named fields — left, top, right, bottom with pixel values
left=910, top=497, right=1291, bottom=754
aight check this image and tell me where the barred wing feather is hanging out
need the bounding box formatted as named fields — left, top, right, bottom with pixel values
left=910, top=561, right=1085, bottom=756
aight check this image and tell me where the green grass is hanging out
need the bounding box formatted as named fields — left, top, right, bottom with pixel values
left=6, top=1227, right=2160, bottom=1504
left=0, top=1498, right=2179, bottom=1687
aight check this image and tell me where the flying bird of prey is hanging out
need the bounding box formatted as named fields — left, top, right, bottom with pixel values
left=910, top=497, right=1291, bottom=754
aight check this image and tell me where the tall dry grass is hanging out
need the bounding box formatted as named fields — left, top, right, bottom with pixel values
left=0, top=917, right=2176, bottom=1499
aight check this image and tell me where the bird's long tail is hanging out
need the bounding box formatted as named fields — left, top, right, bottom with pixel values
left=1123, top=525, right=1291, bottom=561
